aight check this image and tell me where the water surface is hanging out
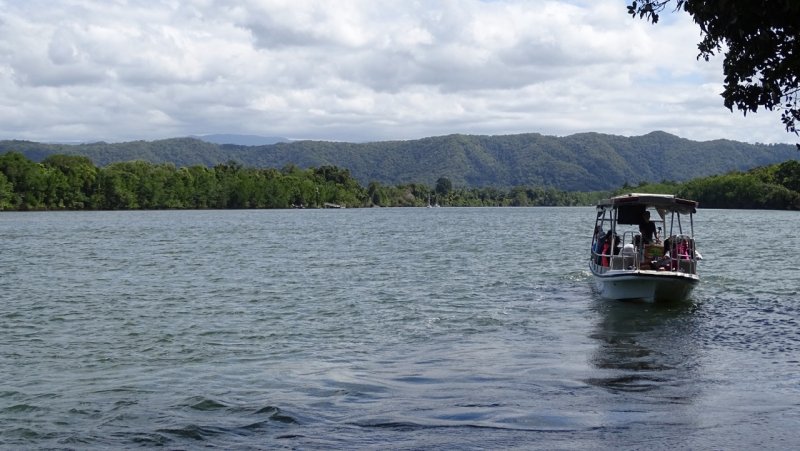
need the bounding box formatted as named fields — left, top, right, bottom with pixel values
left=1, top=207, right=798, bottom=449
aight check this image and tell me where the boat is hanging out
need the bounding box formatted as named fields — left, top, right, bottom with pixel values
left=589, top=193, right=700, bottom=302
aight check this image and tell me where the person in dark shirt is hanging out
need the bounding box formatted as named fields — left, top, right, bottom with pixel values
left=639, top=211, right=659, bottom=244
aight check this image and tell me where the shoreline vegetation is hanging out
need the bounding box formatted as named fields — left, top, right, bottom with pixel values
left=0, top=152, right=798, bottom=211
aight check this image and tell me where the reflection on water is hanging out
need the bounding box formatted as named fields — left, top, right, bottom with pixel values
left=586, top=299, right=701, bottom=396
left=582, top=299, right=706, bottom=449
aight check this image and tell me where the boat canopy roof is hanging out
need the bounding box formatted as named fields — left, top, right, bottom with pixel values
left=596, top=193, right=698, bottom=224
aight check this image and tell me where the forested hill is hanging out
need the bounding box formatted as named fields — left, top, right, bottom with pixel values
left=1, top=131, right=796, bottom=191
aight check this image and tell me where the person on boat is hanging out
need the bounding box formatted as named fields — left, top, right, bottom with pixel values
left=594, top=225, right=604, bottom=241
left=601, top=235, right=611, bottom=267
left=593, top=226, right=605, bottom=264
left=600, top=230, right=619, bottom=267
left=639, top=211, right=660, bottom=244
left=676, top=237, right=691, bottom=259
left=653, top=236, right=694, bottom=270
left=662, top=237, right=690, bottom=270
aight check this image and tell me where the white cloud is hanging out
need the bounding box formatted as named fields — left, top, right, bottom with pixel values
left=0, top=0, right=792, bottom=144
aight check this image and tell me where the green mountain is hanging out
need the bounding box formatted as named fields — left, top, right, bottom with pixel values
left=2, top=131, right=796, bottom=191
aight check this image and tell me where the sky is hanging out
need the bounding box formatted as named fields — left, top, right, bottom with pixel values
left=0, top=0, right=792, bottom=144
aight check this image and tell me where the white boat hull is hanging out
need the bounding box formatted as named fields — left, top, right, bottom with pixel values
left=591, top=267, right=698, bottom=302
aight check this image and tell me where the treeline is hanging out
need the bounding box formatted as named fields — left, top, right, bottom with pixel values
left=0, top=152, right=595, bottom=211
left=2, top=152, right=797, bottom=211
left=615, top=159, right=800, bottom=210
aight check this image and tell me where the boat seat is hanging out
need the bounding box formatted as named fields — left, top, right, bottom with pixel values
left=610, top=255, right=635, bottom=270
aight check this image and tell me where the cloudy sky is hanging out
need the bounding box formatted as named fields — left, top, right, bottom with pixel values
left=0, top=0, right=791, bottom=144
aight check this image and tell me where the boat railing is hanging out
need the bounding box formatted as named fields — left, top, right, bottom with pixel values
left=592, top=230, right=698, bottom=274
left=600, top=231, right=691, bottom=272
left=609, top=231, right=639, bottom=270
left=591, top=246, right=614, bottom=271
left=592, top=230, right=651, bottom=271
left=609, top=252, right=636, bottom=270
left=590, top=229, right=611, bottom=270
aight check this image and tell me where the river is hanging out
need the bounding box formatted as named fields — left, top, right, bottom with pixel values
left=1, top=207, right=798, bottom=449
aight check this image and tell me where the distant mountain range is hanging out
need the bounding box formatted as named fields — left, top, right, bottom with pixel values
left=192, top=134, right=290, bottom=146
left=1, top=131, right=796, bottom=191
